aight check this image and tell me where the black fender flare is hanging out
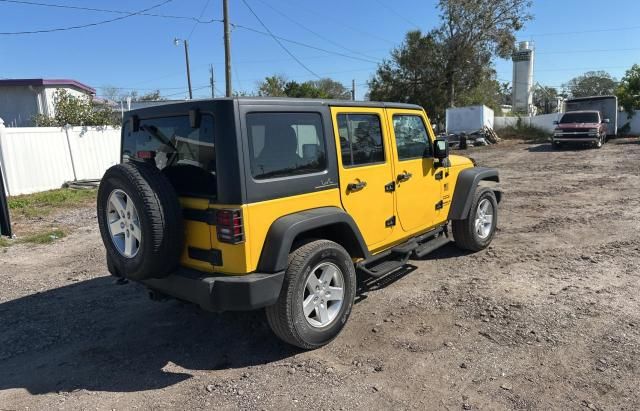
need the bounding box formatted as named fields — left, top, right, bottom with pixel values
left=448, top=167, right=501, bottom=220
left=257, top=207, right=369, bottom=273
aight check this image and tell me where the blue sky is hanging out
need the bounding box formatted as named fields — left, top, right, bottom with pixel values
left=1, top=0, right=639, bottom=100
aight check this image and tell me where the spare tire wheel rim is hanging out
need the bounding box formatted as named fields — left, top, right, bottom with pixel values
left=475, top=198, right=494, bottom=240
left=303, top=262, right=345, bottom=328
left=106, top=189, right=142, bottom=258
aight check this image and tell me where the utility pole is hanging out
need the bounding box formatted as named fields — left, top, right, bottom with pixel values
left=174, top=38, right=193, bottom=99
left=351, top=79, right=356, bottom=101
left=223, top=0, right=232, bottom=97
left=214, top=64, right=216, bottom=98
left=184, top=40, right=193, bottom=99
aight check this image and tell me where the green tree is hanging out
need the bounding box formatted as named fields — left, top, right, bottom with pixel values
left=136, top=90, right=166, bottom=101
left=34, top=89, right=119, bottom=127
left=368, top=31, right=448, bottom=121
left=563, top=71, right=617, bottom=98
left=258, top=75, right=287, bottom=97
left=616, top=64, right=640, bottom=116
left=533, top=85, right=559, bottom=114
left=257, top=76, right=351, bottom=99
left=436, top=0, right=532, bottom=107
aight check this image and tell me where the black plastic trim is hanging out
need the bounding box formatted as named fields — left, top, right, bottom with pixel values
left=448, top=167, right=500, bottom=220
left=141, top=268, right=285, bottom=312
left=258, top=207, right=369, bottom=273
left=188, top=246, right=223, bottom=266
left=183, top=208, right=217, bottom=225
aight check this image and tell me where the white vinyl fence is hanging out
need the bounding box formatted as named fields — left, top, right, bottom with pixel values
left=0, top=121, right=120, bottom=196
left=495, top=110, right=640, bottom=134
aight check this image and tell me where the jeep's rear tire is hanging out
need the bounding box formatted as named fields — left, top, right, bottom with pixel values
left=97, top=162, right=183, bottom=281
left=265, top=240, right=356, bottom=349
left=452, top=187, right=498, bottom=252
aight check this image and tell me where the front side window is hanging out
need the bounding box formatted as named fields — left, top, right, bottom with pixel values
left=247, top=112, right=326, bottom=180
left=392, top=114, right=432, bottom=160
left=122, top=114, right=216, bottom=197
left=337, top=114, right=385, bottom=167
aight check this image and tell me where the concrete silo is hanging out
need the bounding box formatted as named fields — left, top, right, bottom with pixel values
left=511, top=41, right=535, bottom=115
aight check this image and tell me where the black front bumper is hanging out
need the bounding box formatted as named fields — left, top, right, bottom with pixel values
left=141, top=268, right=285, bottom=312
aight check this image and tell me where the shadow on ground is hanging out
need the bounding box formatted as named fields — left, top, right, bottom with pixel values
left=0, top=276, right=299, bottom=394
left=0, top=263, right=417, bottom=395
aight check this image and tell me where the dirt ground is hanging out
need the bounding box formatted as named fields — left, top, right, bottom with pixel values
left=1, top=138, right=639, bottom=410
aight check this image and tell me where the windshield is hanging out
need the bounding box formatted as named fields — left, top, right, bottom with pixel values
left=560, top=112, right=599, bottom=124
left=122, top=114, right=217, bottom=198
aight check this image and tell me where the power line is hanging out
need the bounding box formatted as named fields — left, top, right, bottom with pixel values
left=187, top=0, right=212, bottom=40
left=372, top=0, right=421, bottom=29
left=240, top=0, right=321, bottom=79
left=0, top=0, right=220, bottom=23
left=233, top=23, right=379, bottom=64
left=0, top=0, right=173, bottom=35
left=254, top=0, right=380, bottom=61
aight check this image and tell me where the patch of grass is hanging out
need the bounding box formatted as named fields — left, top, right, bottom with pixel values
left=0, top=236, right=11, bottom=247
left=8, top=188, right=96, bottom=217
left=498, top=124, right=551, bottom=142
left=20, top=229, right=65, bottom=244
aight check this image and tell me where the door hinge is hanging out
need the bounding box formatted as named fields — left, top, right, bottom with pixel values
left=385, top=181, right=396, bottom=192
left=385, top=216, right=396, bottom=227
left=435, top=171, right=443, bottom=181
left=435, top=200, right=444, bottom=210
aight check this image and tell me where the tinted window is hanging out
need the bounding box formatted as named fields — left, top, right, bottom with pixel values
left=392, top=115, right=432, bottom=160
left=123, top=115, right=216, bottom=197
left=337, top=114, right=385, bottom=167
left=560, top=112, right=599, bottom=123
left=247, top=112, right=326, bottom=180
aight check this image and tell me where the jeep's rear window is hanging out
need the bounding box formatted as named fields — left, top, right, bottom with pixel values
left=560, top=112, right=599, bottom=123
left=246, top=112, right=326, bottom=180
left=122, top=114, right=216, bottom=197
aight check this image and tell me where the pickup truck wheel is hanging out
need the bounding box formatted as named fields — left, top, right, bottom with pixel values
left=97, top=162, right=183, bottom=281
left=452, top=187, right=498, bottom=252
left=265, top=240, right=356, bottom=349
left=595, top=134, right=604, bottom=149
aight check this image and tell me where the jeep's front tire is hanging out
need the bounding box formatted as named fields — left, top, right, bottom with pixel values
left=265, top=240, right=356, bottom=349
left=452, top=187, right=498, bottom=252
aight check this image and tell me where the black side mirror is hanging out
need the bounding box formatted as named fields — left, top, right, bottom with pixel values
left=602, top=118, right=610, bottom=124
left=553, top=120, right=559, bottom=125
left=434, top=138, right=449, bottom=160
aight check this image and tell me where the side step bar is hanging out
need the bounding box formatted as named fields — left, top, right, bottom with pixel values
left=356, top=227, right=452, bottom=278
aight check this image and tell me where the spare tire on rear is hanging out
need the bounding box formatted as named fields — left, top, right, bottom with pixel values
left=97, top=161, right=183, bottom=280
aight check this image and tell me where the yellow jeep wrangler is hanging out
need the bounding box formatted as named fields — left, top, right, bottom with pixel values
left=97, top=98, right=501, bottom=349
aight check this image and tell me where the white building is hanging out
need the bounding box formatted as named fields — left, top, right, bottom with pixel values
left=0, top=78, right=96, bottom=127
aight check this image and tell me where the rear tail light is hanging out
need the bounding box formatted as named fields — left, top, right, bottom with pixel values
left=216, top=209, right=244, bottom=244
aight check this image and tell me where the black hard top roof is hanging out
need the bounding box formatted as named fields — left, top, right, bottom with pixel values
left=132, top=97, right=423, bottom=110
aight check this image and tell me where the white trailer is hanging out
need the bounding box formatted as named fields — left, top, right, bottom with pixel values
left=445, top=105, right=494, bottom=134
left=565, top=96, right=618, bottom=136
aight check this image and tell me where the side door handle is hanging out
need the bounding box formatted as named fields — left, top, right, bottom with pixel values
left=347, top=180, right=367, bottom=192
left=397, top=171, right=413, bottom=182
left=435, top=171, right=443, bottom=181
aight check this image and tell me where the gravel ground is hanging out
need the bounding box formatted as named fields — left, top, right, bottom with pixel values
left=1, top=138, right=639, bottom=410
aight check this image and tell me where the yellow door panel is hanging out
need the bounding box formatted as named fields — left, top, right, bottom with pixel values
left=331, top=107, right=396, bottom=248
left=386, top=109, right=442, bottom=232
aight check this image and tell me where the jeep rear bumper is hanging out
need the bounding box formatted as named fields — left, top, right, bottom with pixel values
left=141, top=268, right=285, bottom=312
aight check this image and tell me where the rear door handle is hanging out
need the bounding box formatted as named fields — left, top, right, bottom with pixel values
left=347, top=180, right=367, bottom=192
left=397, top=171, right=413, bottom=182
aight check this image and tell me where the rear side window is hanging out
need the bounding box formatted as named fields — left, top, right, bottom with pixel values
left=247, top=112, right=326, bottom=180
left=122, top=114, right=216, bottom=197
left=392, top=114, right=432, bottom=160
left=337, top=114, right=385, bottom=167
